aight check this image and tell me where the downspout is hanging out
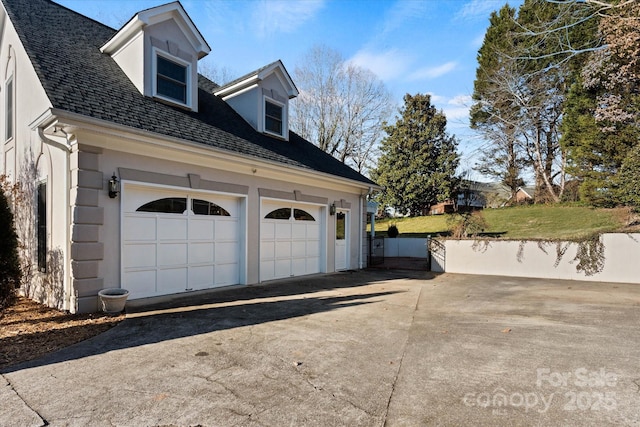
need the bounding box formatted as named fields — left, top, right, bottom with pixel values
left=358, top=186, right=374, bottom=269
left=38, top=127, right=73, bottom=312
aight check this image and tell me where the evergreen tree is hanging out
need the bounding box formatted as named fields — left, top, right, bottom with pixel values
left=616, top=144, right=640, bottom=209
left=561, top=0, right=639, bottom=206
left=372, top=94, right=459, bottom=216
left=0, top=187, right=21, bottom=309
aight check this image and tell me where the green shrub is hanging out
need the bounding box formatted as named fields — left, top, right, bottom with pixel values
left=387, top=224, right=399, bottom=238
left=0, top=186, right=21, bottom=309
left=448, top=211, right=488, bottom=238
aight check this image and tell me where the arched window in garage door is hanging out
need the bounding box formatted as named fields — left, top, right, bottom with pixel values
left=136, top=197, right=230, bottom=216
left=264, top=207, right=316, bottom=221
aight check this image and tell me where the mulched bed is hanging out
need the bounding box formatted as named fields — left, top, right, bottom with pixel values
left=0, top=296, right=123, bottom=370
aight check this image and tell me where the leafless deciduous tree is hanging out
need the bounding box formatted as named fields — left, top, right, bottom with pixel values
left=290, top=45, right=394, bottom=174
left=198, top=59, right=236, bottom=86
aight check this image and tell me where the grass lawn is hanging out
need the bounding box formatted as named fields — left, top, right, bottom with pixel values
left=370, top=205, right=636, bottom=241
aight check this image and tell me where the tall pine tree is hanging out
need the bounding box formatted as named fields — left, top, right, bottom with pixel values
left=372, top=94, right=459, bottom=216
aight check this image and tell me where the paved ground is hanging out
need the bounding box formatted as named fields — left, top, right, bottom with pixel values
left=2, top=270, right=639, bottom=427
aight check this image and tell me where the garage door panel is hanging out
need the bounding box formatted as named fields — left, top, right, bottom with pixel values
left=157, top=267, right=187, bottom=293
left=276, top=223, right=292, bottom=238
left=124, top=270, right=156, bottom=298
left=216, top=219, right=239, bottom=241
left=124, top=216, right=157, bottom=241
left=275, top=259, right=291, bottom=278
left=189, top=219, right=214, bottom=240
left=291, top=240, right=306, bottom=255
left=189, top=242, right=214, bottom=264
left=260, top=241, right=275, bottom=259
left=216, top=264, right=238, bottom=286
left=292, top=223, right=307, bottom=239
left=260, top=261, right=275, bottom=281
left=123, top=243, right=156, bottom=268
left=158, top=217, right=187, bottom=240
left=216, top=241, right=238, bottom=264
left=307, top=240, right=320, bottom=257
left=158, top=243, right=187, bottom=266
left=306, top=257, right=320, bottom=272
left=189, top=265, right=214, bottom=289
left=275, top=241, right=291, bottom=258
left=291, top=258, right=307, bottom=276
left=306, top=223, right=320, bottom=237
left=261, top=223, right=275, bottom=239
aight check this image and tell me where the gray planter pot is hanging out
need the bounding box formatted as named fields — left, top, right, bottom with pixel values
left=98, top=288, right=129, bottom=314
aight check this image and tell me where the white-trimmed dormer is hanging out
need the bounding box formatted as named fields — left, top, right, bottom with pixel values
left=215, top=60, right=299, bottom=141
left=100, top=1, right=210, bottom=111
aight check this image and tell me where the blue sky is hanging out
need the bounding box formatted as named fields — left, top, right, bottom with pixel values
left=56, top=0, right=517, bottom=177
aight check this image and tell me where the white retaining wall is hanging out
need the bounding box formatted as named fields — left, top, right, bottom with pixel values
left=432, top=233, right=640, bottom=284
left=384, top=238, right=428, bottom=258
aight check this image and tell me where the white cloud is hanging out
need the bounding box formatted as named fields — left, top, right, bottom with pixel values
left=252, top=0, right=325, bottom=38
left=456, top=0, right=503, bottom=21
left=348, top=49, right=412, bottom=81
left=472, top=32, right=485, bottom=48
left=443, top=106, right=471, bottom=122
left=408, top=61, right=457, bottom=80
left=382, top=1, right=431, bottom=35
left=427, top=92, right=447, bottom=104
left=448, top=94, right=472, bottom=107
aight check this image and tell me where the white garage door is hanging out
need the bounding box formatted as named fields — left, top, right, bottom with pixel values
left=122, top=185, right=241, bottom=299
left=260, top=201, right=322, bottom=281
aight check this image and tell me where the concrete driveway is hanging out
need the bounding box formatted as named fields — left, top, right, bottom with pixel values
left=2, top=270, right=639, bottom=426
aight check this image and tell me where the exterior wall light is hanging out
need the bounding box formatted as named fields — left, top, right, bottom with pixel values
left=330, top=203, right=336, bottom=216
left=108, top=174, right=120, bottom=198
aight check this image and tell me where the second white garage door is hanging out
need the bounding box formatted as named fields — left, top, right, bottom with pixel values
left=260, top=201, right=323, bottom=281
left=122, top=185, right=242, bottom=299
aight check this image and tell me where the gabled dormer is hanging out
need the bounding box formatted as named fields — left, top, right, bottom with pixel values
left=214, top=60, right=299, bottom=141
left=100, top=1, right=210, bottom=111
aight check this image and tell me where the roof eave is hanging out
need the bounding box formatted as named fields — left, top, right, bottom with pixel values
left=46, top=109, right=377, bottom=191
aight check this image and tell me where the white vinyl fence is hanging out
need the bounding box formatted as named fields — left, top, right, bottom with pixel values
left=383, top=238, right=428, bottom=258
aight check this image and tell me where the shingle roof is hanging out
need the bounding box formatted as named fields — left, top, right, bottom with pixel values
left=2, top=0, right=374, bottom=186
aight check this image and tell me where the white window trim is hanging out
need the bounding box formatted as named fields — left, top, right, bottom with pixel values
left=5, top=75, right=14, bottom=142
left=152, top=47, right=191, bottom=108
left=262, top=96, right=287, bottom=140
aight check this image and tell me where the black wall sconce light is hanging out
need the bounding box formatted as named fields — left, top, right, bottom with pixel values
left=108, top=174, right=120, bottom=198
left=329, top=203, right=336, bottom=216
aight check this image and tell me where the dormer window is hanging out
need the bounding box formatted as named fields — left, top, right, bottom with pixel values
left=153, top=50, right=190, bottom=106
left=215, top=60, right=298, bottom=141
left=265, top=99, right=284, bottom=136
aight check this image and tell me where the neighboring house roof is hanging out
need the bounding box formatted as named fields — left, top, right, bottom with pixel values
left=517, top=186, right=535, bottom=199
left=2, top=0, right=374, bottom=186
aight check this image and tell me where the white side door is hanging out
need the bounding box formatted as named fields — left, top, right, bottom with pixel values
left=335, top=210, right=349, bottom=271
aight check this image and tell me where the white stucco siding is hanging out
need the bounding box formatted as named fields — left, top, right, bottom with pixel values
left=225, top=88, right=259, bottom=129
left=110, top=31, right=144, bottom=94
left=0, top=11, right=71, bottom=309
